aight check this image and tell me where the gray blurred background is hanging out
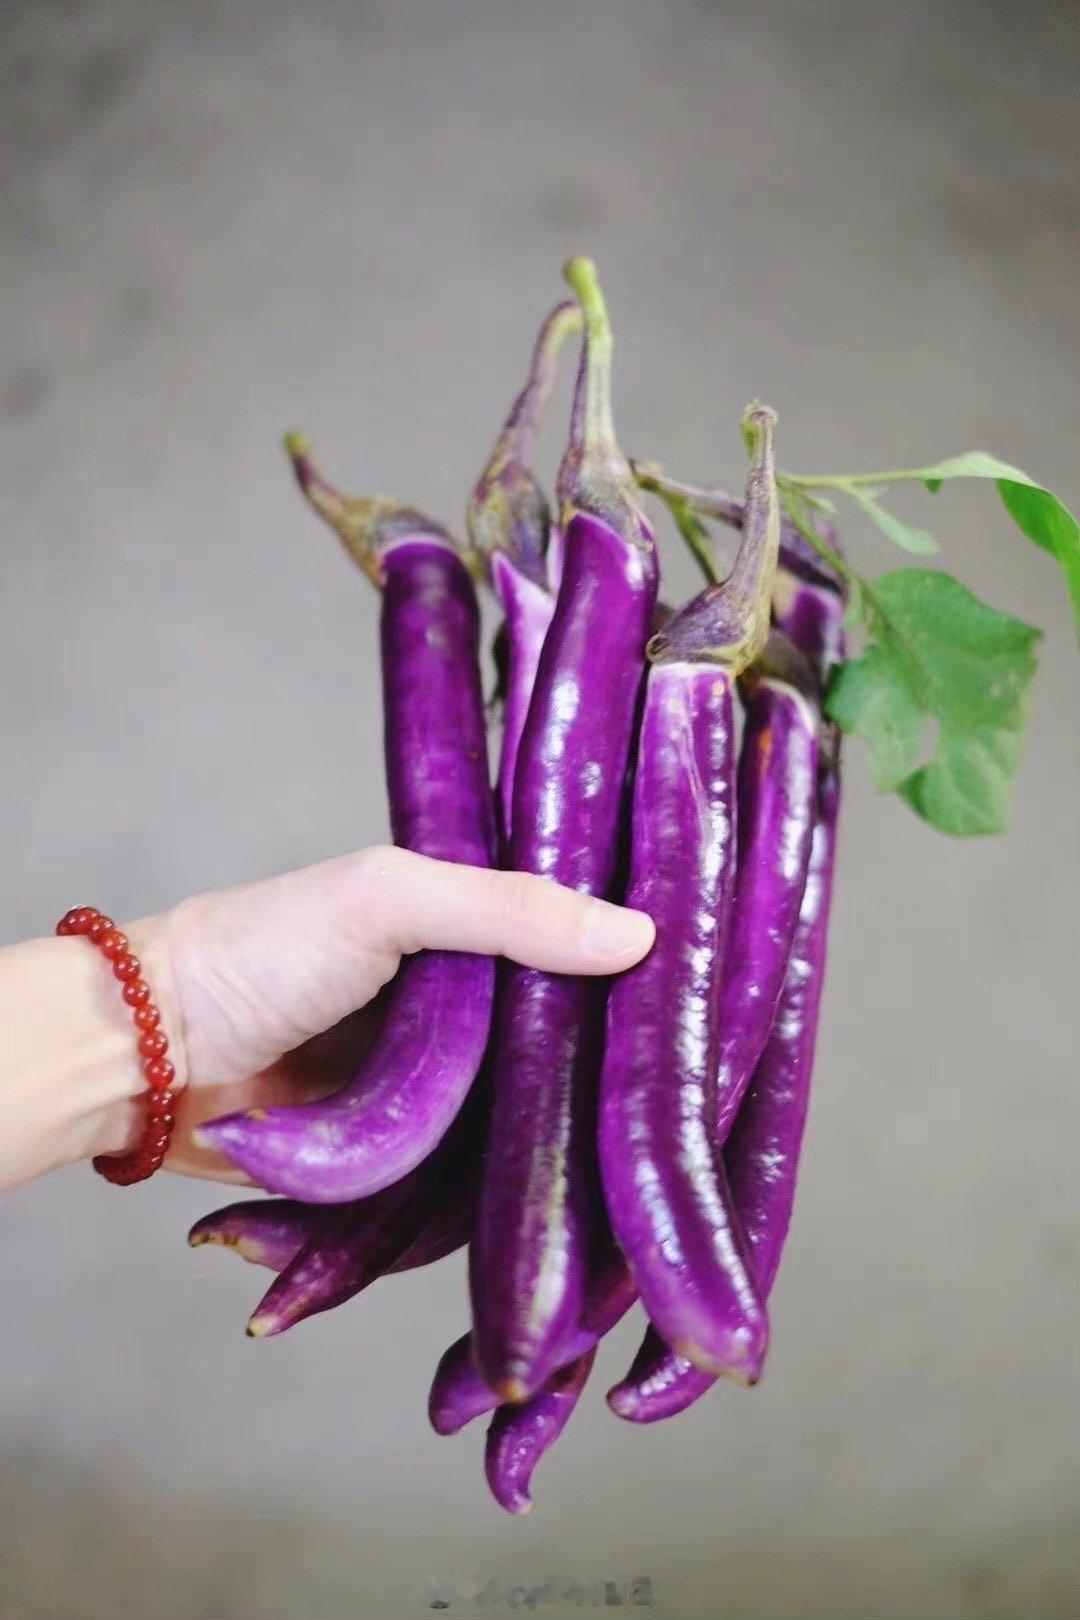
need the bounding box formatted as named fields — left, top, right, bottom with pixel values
left=1, top=1, right=1078, bottom=1615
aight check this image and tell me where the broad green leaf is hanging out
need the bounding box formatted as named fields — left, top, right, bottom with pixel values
left=825, top=570, right=1042, bottom=836
left=845, top=487, right=940, bottom=556
left=883, top=452, right=1080, bottom=637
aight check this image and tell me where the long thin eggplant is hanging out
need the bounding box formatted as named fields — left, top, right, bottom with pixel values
left=242, top=1088, right=483, bottom=1337
left=188, top=1201, right=317, bottom=1272
left=609, top=570, right=846, bottom=1422
left=608, top=736, right=841, bottom=1420
left=728, top=563, right=845, bottom=1282
left=468, top=300, right=581, bottom=841
left=197, top=454, right=497, bottom=1202
left=244, top=1175, right=426, bottom=1338
left=713, top=633, right=820, bottom=1142
left=469, top=259, right=658, bottom=1400
left=598, top=405, right=780, bottom=1382
left=190, top=1178, right=474, bottom=1279
left=484, top=1351, right=595, bottom=1515
left=429, top=1237, right=635, bottom=1435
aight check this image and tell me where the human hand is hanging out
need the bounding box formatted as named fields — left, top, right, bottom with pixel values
left=121, top=847, right=654, bottom=1184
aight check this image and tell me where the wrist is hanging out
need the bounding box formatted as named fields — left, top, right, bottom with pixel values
left=81, top=911, right=189, bottom=1166
left=0, top=910, right=189, bottom=1187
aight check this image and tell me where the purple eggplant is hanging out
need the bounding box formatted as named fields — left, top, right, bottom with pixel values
left=245, top=1177, right=423, bottom=1339
left=606, top=1328, right=714, bottom=1423
left=469, top=260, right=658, bottom=1400
left=484, top=1351, right=595, bottom=1515
left=188, top=1201, right=317, bottom=1272
left=197, top=450, right=497, bottom=1202
left=429, top=1236, right=635, bottom=1435
left=713, top=636, right=821, bottom=1143
left=728, top=563, right=845, bottom=1282
left=190, top=1176, right=474, bottom=1279
left=725, top=743, right=841, bottom=1278
left=608, top=738, right=842, bottom=1420
left=609, top=572, right=846, bottom=1422
left=598, top=405, right=781, bottom=1382
left=468, top=299, right=581, bottom=842
left=241, top=1087, right=484, bottom=1337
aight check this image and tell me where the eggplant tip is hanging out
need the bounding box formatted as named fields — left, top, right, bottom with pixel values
left=283, top=428, right=310, bottom=459
left=493, top=1376, right=530, bottom=1405
left=671, top=1333, right=765, bottom=1384
left=190, top=1123, right=216, bottom=1151
left=245, top=1314, right=274, bottom=1340
left=487, top=1473, right=534, bottom=1515
left=605, top=1384, right=638, bottom=1421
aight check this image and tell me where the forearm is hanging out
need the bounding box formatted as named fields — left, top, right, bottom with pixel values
left=0, top=917, right=186, bottom=1191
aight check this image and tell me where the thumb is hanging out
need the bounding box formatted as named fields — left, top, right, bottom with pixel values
left=156, top=846, right=654, bottom=1092
left=331, top=846, right=656, bottom=973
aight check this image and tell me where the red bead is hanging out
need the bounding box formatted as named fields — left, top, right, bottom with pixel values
left=99, top=929, right=129, bottom=961
left=146, top=1098, right=174, bottom=1125
left=112, top=952, right=142, bottom=982
left=87, top=915, right=113, bottom=943
left=123, top=982, right=152, bottom=1008
left=143, top=1056, right=175, bottom=1089
left=138, top=1028, right=169, bottom=1060
left=58, top=906, right=95, bottom=936
left=94, top=1151, right=146, bottom=1185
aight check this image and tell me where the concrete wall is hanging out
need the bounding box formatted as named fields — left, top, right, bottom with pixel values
left=1, top=2, right=1077, bottom=1614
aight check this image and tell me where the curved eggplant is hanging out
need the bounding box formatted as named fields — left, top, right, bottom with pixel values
left=198, top=454, right=496, bottom=1202
left=187, top=1200, right=319, bottom=1272
left=242, top=1089, right=484, bottom=1338
left=484, top=1351, right=595, bottom=1515
left=430, top=1236, right=635, bottom=1434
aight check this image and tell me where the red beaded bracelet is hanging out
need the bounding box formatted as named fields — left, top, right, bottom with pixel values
left=56, top=905, right=177, bottom=1185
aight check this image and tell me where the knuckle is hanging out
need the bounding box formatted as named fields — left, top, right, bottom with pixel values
left=350, top=844, right=410, bottom=902
left=492, top=870, right=540, bottom=939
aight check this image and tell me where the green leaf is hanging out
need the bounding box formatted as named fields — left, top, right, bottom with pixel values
left=845, top=487, right=940, bottom=556
left=825, top=570, right=1042, bottom=836
left=888, top=452, right=1080, bottom=637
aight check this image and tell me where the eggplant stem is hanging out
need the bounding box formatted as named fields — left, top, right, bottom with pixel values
left=467, top=300, right=582, bottom=581
left=646, top=404, right=781, bottom=674
left=631, top=462, right=724, bottom=585
left=494, top=300, right=582, bottom=473
left=283, top=431, right=447, bottom=585
left=557, top=257, right=639, bottom=530
left=631, top=458, right=745, bottom=529
left=562, top=257, right=617, bottom=456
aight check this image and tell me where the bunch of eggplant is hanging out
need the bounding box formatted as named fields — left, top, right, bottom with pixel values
left=191, top=260, right=846, bottom=1514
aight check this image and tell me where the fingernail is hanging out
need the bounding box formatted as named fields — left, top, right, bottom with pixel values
left=581, top=901, right=655, bottom=964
